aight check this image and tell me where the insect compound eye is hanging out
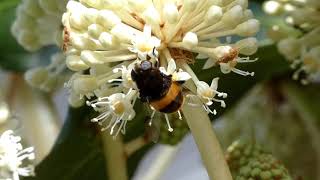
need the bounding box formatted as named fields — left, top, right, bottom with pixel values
left=140, top=60, right=152, bottom=71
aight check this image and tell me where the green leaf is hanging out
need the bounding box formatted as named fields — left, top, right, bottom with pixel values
left=24, top=106, right=107, bottom=180
left=26, top=45, right=290, bottom=180
left=0, top=3, right=40, bottom=72
left=0, top=4, right=25, bottom=54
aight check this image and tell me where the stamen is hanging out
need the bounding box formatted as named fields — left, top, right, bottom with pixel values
left=108, top=79, right=123, bottom=83
left=149, top=110, right=156, bottom=126
left=203, top=105, right=217, bottom=115
left=164, top=114, right=173, bottom=132
left=232, top=68, right=255, bottom=76
left=236, top=57, right=258, bottom=63
left=213, top=98, right=226, bottom=108
left=177, top=110, right=183, bottom=120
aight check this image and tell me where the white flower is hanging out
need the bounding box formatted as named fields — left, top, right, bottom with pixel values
left=194, top=78, right=227, bottom=114
left=111, top=63, right=137, bottom=89
left=202, top=45, right=257, bottom=76
left=159, top=59, right=191, bottom=82
left=87, top=91, right=137, bottom=137
left=0, top=130, right=35, bottom=180
left=129, top=25, right=161, bottom=60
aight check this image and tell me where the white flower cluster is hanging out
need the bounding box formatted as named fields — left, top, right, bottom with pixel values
left=264, top=0, right=320, bottom=84
left=11, top=0, right=69, bottom=92
left=11, top=0, right=68, bottom=51
left=62, top=0, right=259, bottom=136
left=25, top=52, right=66, bottom=92
left=0, top=130, right=35, bottom=180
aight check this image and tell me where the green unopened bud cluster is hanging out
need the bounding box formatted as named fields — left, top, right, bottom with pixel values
left=159, top=114, right=189, bottom=145
left=226, top=140, right=292, bottom=180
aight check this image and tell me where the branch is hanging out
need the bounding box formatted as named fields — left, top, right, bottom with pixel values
left=182, top=104, right=233, bottom=180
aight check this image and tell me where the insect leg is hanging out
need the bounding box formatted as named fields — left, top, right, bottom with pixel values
left=164, top=114, right=173, bottom=132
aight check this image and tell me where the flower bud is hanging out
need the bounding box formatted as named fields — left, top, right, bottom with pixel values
left=110, top=24, right=134, bottom=42
left=127, top=0, right=149, bottom=12
left=183, top=32, right=198, bottom=48
left=88, top=24, right=104, bottom=39
left=99, top=32, right=119, bottom=49
left=25, top=68, right=49, bottom=87
left=70, top=35, right=97, bottom=50
left=69, top=11, right=90, bottom=30
left=235, top=37, right=258, bottom=55
left=222, top=5, right=244, bottom=27
left=163, top=3, right=179, bottom=24
left=66, top=55, right=90, bottom=71
left=143, top=6, right=161, bottom=25
left=184, top=0, right=198, bottom=11
left=206, top=5, right=223, bottom=23
left=235, top=19, right=260, bottom=37
left=97, top=10, right=121, bottom=29
left=68, top=92, right=85, bottom=108
left=72, top=75, right=99, bottom=95
left=277, top=38, right=301, bottom=60
left=80, top=0, right=102, bottom=8
left=81, top=50, right=105, bottom=65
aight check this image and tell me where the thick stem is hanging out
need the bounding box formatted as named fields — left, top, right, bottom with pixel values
left=12, top=75, right=60, bottom=163
left=182, top=104, right=233, bottom=180
left=101, top=133, right=128, bottom=180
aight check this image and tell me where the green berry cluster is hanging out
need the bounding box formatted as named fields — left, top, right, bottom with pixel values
left=159, top=114, right=189, bottom=145
left=226, top=140, right=292, bottom=180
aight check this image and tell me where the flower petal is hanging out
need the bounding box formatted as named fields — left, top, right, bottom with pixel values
left=167, top=58, right=176, bottom=74
left=159, top=67, right=168, bottom=74
left=173, top=71, right=191, bottom=81
left=143, top=25, right=152, bottom=38
left=210, top=77, right=219, bottom=90
left=203, top=59, right=216, bottom=69
left=220, top=63, right=232, bottom=74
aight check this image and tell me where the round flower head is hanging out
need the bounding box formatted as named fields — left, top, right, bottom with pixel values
left=264, top=0, right=320, bottom=84
left=0, top=130, right=35, bottom=180
left=62, top=0, right=259, bottom=135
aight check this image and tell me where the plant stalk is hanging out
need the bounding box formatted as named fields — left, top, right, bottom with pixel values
left=101, top=133, right=128, bottom=180
left=12, top=75, right=60, bottom=163
left=182, top=104, right=233, bottom=180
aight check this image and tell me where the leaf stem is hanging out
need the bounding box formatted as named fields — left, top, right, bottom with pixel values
left=182, top=104, right=233, bottom=180
left=101, top=133, right=128, bottom=180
